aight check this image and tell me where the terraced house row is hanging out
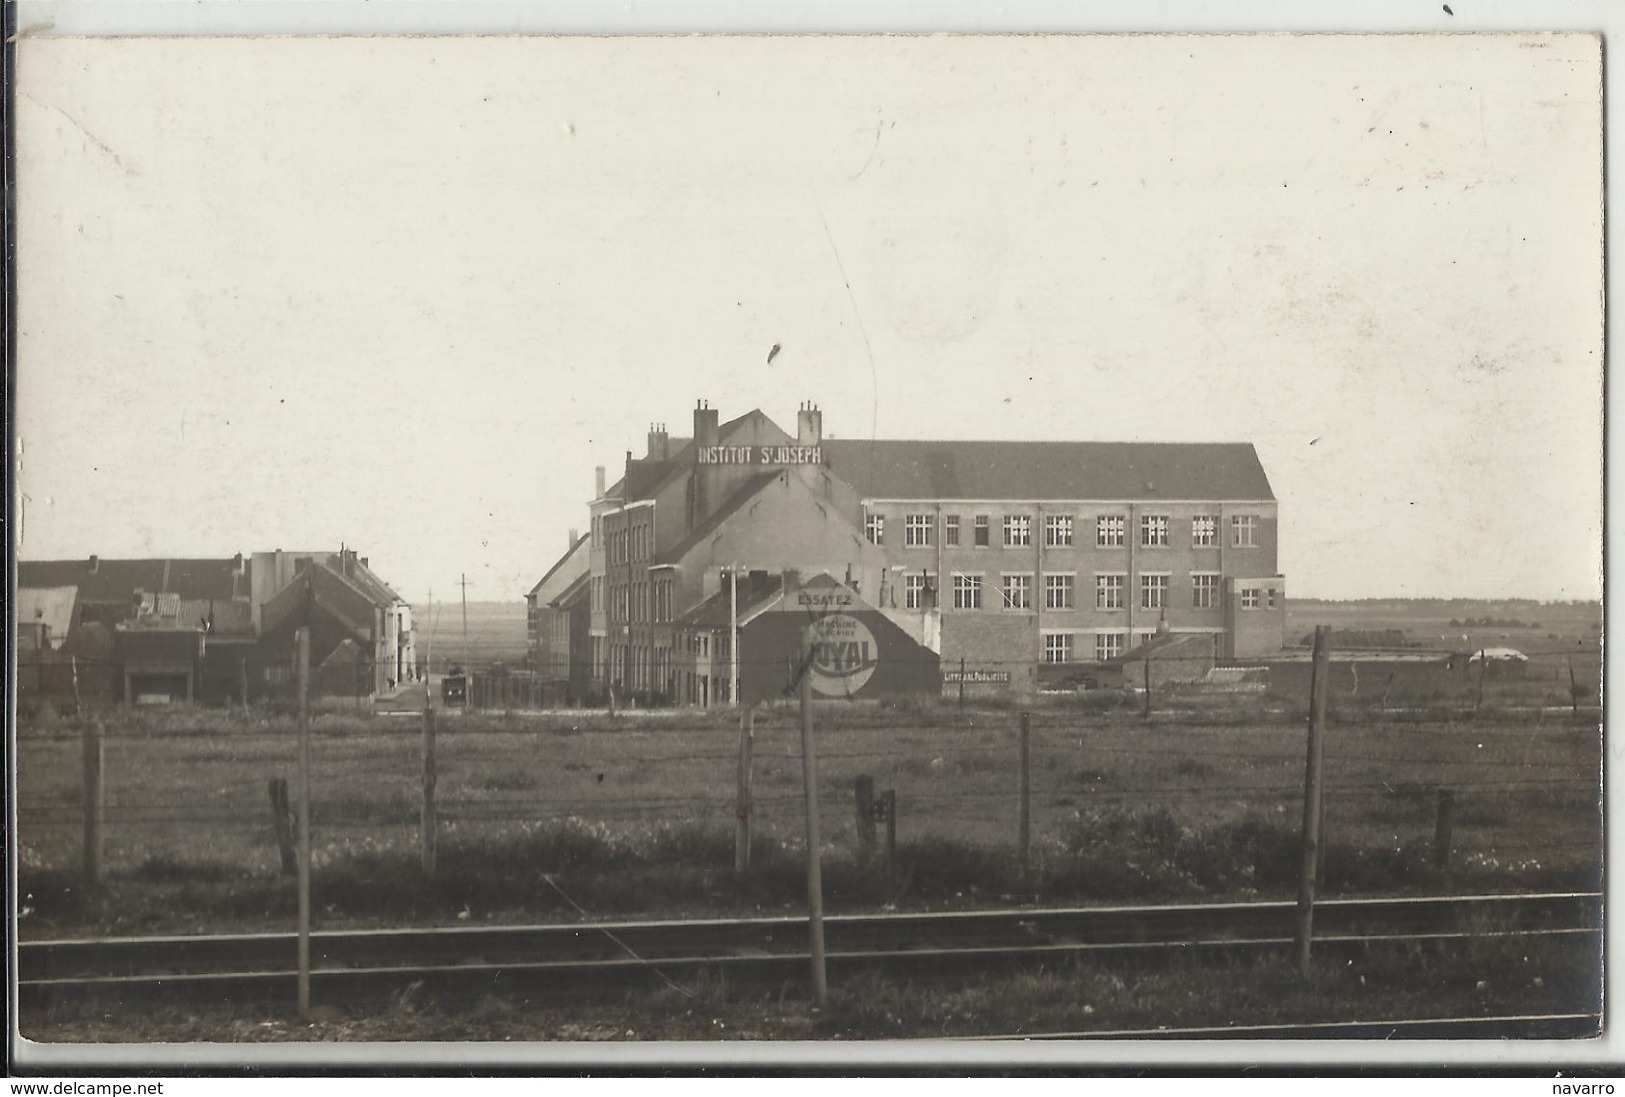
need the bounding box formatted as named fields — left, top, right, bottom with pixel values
left=528, top=399, right=1286, bottom=705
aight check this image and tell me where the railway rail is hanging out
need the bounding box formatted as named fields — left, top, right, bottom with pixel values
left=18, top=891, right=1600, bottom=1010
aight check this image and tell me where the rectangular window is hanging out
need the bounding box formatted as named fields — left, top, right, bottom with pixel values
left=1140, top=514, right=1169, bottom=547
left=1191, top=573, right=1221, bottom=609
left=1097, top=515, right=1126, bottom=547
left=945, top=515, right=961, bottom=546
left=1002, top=573, right=1032, bottom=609
left=953, top=573, right=983, bottom=610
left=1096, top=632, right=1125, bottom=661
left=1267, top=587, right=1278, bottom=609
left=1045, top=573, right=1075, bottom=609
left=1140, top=574, right=1168, bottom=610
left=1044, top=633, right=1074, bottom=664
left=1003, top=515, right=1032, bottom=547
left=905, top=513, right=934, bottom=547
left=974, top=515, right=990, bottom=547
left=1233, top=514, right=1258, bottom=547
left=905, top=573, right=936, bottom=610
left=865, top=513, right=885, bottom=545
left=1045, top=514, right=1074, bottom=547
left=1241, top=587, right=1261, bottom=610
left=1192, top=515, right=1218, bottom=547
left=1095, top=573, right=1125, bottom=610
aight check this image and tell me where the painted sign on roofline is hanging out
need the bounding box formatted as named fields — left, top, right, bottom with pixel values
left=943, top=669, right=1011, bottom=684
left=696, top=445, right=823, bottom=465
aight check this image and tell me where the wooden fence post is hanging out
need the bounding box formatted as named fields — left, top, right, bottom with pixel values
left=1475, top=650, right=1487, bottom=712
left=1434, top=789, right=1455, bottom=876
left=268, top=778, right=297, bottom=875
left=958, top=657, right=966, bottom=711
left=71, top=656, right=83, bottom=717
left=1142, top=659, right=1153, bottom=719
left=1293, top=625, right=1329, bottom=977
left=883, top=789, right=898, bottom=904
left=735, top=707, right=755, bottom=877
left=1018, top=712, right=1031, bottom=883
left=854, top=774, right=876, bottom=863
left=81, top=717, right=104, bottom=905
left=295, top=626, right=312, bottom=1019
left=798, top=625, right=828, bottom=1003
left=1568, top=657, right=1581, bottom=718
left=421, top=705, right=438, bottom=877
left=240, top=658, right=251, bottom=717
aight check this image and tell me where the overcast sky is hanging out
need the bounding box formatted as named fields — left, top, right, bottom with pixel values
left=16, top=33, right=1603, bottom=604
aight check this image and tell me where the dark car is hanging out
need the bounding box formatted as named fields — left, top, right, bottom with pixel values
left=441, top=667, right=467, bottom=706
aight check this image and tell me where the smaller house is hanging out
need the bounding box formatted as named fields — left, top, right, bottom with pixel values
left=1115, top=631, right=1219, bottom=692
left=672, top=570, right=941, bottom=707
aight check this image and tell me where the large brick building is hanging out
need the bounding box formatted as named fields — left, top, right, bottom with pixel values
left=550, top=400, right=1284, bottom=705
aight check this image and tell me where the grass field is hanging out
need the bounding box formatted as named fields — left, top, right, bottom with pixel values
left=410, top=600, right=529, bottom=670
left=15, top=691, right=1601, bottom=938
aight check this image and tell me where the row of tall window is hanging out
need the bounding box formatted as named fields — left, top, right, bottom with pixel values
left=908, top=571, right=1268, bottom=612
left=603, top=576, right=676, bottom=624
left=867, top=512, right=1260, bottom=549
left=604, top=516, right=655, bottom=566
left=1042, top=632, right=1138, bottom=664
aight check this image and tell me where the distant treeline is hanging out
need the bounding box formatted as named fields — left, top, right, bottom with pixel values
left=1449, top=616, right=1539, bottom=629
left=1297, top=629, right=1416, bottom=649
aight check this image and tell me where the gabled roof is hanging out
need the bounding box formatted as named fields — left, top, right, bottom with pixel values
left=656, top=471, right=783, bottom=565
left=528, top=533, right=591, bottom=599
left=1118, top=631, right=1212, bottom=663
left=19, top=558, right=249, bottom=602
left=552, top=570, right=591, bottom=610
left=819, top=440, right=1275, bottom=502
left=15, top=587, right=77, bottom=647
left=673, top=573, right=786, bottom=629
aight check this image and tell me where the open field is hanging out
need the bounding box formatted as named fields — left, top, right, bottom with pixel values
left=1284, top=598, right=1601, bottom=656
left=16, top=692, right=1601, bottom=938
left=23, top=932, right=1599, bottom=1042
left=411, top=600, right=529, bottom=670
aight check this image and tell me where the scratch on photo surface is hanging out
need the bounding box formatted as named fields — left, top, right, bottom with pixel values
left=817, top=207, right=879, bottom=443
left=20, top=91, right=140, bottom=176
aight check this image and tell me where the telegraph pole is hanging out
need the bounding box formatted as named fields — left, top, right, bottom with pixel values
left=459, top=574, right=471, bottom=668
left=729, top=567, right=741, bottom=706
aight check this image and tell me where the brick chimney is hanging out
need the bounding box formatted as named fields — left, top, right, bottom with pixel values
left=594, top=465, right=606, bottom=498
left=797, top=401, right=823, bottom=446
left=646, top=423, right=670, bottom=461
left=693, top=399, right=719, bottom=449
left=88, top=554, right=99, bottom=575
left=568, top=528, right=580, bottom=550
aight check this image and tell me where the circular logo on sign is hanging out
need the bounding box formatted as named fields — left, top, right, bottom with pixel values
left=808, top=613, right=879, bottom=697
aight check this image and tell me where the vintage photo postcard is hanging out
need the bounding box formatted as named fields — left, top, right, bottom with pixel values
left=9, top=28, right=1607, bottom=1070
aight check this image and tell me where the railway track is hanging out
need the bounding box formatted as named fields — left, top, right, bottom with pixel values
left=18, top=891, right=1600, bottom=1008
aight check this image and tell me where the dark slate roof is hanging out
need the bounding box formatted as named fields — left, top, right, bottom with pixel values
left=528, top=534, right=590, bottom=598
left=551, top=570, right=591, bottom=610
left=655, top=471, right=783, bottom=565
left=19, top=558, right=250, bottom=602
left=819, top=440, right=1275, bottom=502
left=673, top=575, right=785, bottom=629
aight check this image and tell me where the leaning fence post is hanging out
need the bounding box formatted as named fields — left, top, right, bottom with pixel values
left=735, top=707, right=755, bottom=877
left=1018, top=712, right=1031, bottom=884
left=421, top=705, right=438, bottom=877
left=269, top=777, right=297, bottom=876
left=854, top=774, right=876, bottom=863
left=1434, top=789, right=1455, bottom=876
left=883, top=789, right=898, bottom=904
left=1293, top=625, right=1329, bottom=977
left=81, top=717, right=105, bottom=904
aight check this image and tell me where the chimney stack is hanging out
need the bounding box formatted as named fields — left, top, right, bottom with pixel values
left=797, top=401, right=823, bottom=447
left=693, top=399, right=719, bottom=449
left=88, top=554, right=100, bottom=574
left=569, top=528, right=580, bottom=550
left=646, top=422, right=670, bottom=461
left=594, top=466, right=606, bottom=497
